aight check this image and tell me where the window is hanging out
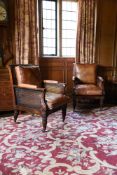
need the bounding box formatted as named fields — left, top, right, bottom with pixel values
left=42, top=0, right=57, bottom=56
left=62, top=1, right=77, bottom=57
left=41, top=0, right=78, bottom=57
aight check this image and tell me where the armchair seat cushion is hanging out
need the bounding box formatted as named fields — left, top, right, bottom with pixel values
left=74, top=84, right=102, bottom=96
left=45, top=92, right=69, bottom=109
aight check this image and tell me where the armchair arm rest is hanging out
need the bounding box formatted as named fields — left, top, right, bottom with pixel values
left=43, top=80, right=58, bottom=84
left=14, top=84, right=45, bottom=91
left=43, top=80, right=66, bottom=86
left=97, top=76, right=104, bottom=91
left=43, top=80, right=66, bottom=94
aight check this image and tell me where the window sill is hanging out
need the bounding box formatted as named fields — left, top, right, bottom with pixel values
left=41, top=56, right=75, bottom=59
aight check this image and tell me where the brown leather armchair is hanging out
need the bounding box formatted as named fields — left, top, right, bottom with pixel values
left=8, top=64, right=69, bottom=132
left=72, top=63, right=105, bottom=111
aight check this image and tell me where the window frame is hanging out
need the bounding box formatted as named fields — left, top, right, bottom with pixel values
left=39, top=0, right=78, bottom=58
left=42, top=0, right=57, bottom=56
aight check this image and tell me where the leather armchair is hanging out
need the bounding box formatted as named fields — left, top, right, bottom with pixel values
left=8, top=64, right=69, bottom=132
left=72, top=63, right=105, bottom=111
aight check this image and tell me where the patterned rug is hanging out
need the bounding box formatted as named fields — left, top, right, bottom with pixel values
left=0, top=106, right=117, bottom=175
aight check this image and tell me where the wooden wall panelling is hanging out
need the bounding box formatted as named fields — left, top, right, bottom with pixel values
left=113, top=7, right=117, bottom=75
left=0, top=68, right=13, bottom=111
left=0, top=0, right=14, bottom=111
left=98, top=66, right=114, bottom=80
left=65, top=59, right=74, bottom=95
left=40, top=58, right=65, bottom=82
left=3, top=0, right=15, bottom=65
left=0, top=25, right=8, bottom=67
left=96, top=0, right=117, bottom=67
left=40, top=58, right=75, bottom=94
left=41, top=67, right=65, bottom=82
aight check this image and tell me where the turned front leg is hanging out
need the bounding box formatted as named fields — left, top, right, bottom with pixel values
left=62, top=104, right=67, bottom=122
left=42, top=113, right=48, bottom=132
left=73, top=93, right=77, bottom=111
left=14, top=110, right=19, bottom=122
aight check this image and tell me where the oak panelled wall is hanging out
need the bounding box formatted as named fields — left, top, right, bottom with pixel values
left=0, top=68, right=13, bottom=111
left=96, top=0, right=117, bottom=67
left=40, top=58, right=74, bottom=95
left=96, top=0, right=117, bottom=78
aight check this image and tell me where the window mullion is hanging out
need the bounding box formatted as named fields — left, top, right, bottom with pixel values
left=38, top=0, right=43, bottom=57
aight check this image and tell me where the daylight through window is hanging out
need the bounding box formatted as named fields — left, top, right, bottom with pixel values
left=41, top=0, right=78, bottom=57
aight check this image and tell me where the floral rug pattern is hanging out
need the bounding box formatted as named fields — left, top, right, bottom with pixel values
left=0, top=107, right=117, bottom=175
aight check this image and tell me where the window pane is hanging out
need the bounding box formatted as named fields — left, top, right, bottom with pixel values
left=43, top=47, right=55, bottom=55
left=62, top=30, right=76, bottom=39
left=43, top=9, right=55, bottom=20
left=62, top=21, right=76, bottom=30
left=43, top=20, right=55, bottom=30
left=62, top=11, right=77, bottom=21
left=62, top=39, right=76, bottom=48
left=42, top=0, right=57, bottom=56
left=43, top=38, right=55, bottom=47
left=43, top=29, right=55, bottom=38
left=62, top=0, right=78, bottom=57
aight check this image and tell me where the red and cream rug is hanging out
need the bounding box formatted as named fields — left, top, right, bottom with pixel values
left=0, top=107, right=117, bottom=175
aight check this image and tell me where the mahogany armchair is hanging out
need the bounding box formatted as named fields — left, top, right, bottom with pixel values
left=72, top=63, right=105, bottom=111
left=8, top=64, right=69, bottom=132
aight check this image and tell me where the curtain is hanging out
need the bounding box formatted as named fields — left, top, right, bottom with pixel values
left=76, top=0, right=97, bottom=63
left=15, top=0, right=39, bottom=64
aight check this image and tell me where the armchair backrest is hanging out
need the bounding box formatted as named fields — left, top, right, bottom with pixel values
left=9, top=64, right=42, bottom=87
left=73, top=63, right=97, bottom=84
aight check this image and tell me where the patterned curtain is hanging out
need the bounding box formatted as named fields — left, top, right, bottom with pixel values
left=15, top=0, right=39, bottom=64
left=76, top=0, right=97, bottom=63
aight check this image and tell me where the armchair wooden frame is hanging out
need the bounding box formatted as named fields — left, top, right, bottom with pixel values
left=8, top=64, right=69, bottom=132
